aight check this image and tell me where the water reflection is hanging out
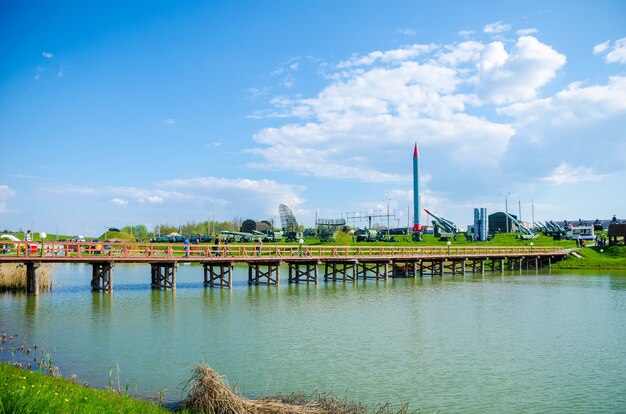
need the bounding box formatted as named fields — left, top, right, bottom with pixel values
left=24, top=294, right=38, bottom=328
left=285, top=283, right=318, bottom=298
left=91, top=292, right=113, bottom=320
left=150, top=290, right=176, bottom=313
left=202, top=287, right=232, bottom=309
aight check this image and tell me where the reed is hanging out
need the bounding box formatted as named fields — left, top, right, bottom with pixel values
left=0, top=263, right=53, bottom=292
left=184, top=364, right=414, bottom=414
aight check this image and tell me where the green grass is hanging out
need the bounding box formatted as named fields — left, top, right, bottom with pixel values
left=97, top=231, right=135, bottom=242
left=552, top=245, right=626, bottom=269
left=0, top=363, right=181, bottom=414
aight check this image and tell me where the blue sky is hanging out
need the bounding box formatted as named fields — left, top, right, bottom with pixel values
left=1, top=0, right=625, bottom=236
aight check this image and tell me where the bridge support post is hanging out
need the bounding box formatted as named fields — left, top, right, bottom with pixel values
left=248, top=261, right=280, bottom=285
left=324, top=260, right=357, bottom=282
left=91, top=262, right=114, bottom=292
left=151, top=262, right=176, bottom=290
left=499, top=259, right=505, bottom=273
left=204, top=262, right=233, bottom=288
left=287, top=261, right=318, bottom=284
left=357, top=260, right=389, bottom=280
left=26, top=262, right=41, bottom=295
left=461, top=259, right=467, bottom=275
left=390, top=260, right=417, bottom=278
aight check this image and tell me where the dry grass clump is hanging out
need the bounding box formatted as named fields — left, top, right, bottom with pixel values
left=185, top=364, right=323, bottom=414
left=184, top=364, right=415, bottom=414
left=0, top=263, right=53, bottom=292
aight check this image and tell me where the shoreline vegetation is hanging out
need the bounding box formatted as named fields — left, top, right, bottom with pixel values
left=0, top=263, right=53, bottom=293
left=0, top=362, right=413, bottom=414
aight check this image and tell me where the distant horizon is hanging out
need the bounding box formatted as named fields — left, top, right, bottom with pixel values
left=2, top=1, right=625, bottom=236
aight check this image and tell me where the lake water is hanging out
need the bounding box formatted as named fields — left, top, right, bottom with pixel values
left=1, top=263, right=626, bottom=413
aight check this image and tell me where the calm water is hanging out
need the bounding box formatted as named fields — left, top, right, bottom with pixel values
left=1, top=263, right=626, bottom=413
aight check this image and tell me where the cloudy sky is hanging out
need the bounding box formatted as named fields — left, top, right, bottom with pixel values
left=1, top=1, right=625, bottom=236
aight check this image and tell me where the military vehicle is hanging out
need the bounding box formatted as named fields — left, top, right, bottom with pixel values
left=355, top=228, right=378, bottom=242
left=220, top=231, right=256, bottom=243
left=252, top=229, right=284, bottom=242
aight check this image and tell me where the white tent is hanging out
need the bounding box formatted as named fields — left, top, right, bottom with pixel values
left=0, top=234, right=20, bottom=242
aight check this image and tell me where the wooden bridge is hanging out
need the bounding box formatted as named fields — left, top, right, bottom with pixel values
left=0, top=241, right=568, bottom=294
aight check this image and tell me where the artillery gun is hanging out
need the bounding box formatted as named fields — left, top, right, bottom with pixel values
left=220, top=231, right=256, bottom=243
left=504, top=213, right=539, bottom=240
left=424, top=208, right=458, bottom=241
left=543, top=221, right=567, bottom=240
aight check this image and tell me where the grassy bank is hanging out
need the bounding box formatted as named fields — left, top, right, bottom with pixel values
left=0, top=263, right=53, bottom=292
left=552, top=245, right=626, bottom=269
left=1, top=362, right=411, bottom=414
left=0, top=363, right=174, bottom=414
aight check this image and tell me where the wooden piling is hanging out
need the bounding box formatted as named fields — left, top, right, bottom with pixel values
left=91, top=262, right=114, bottom=292
left=324, top=260, right=357, bottom=282
left=26, top=262, right=41, bottom=295
left=150, top=262, right=177, bottom=290
left=203, top=261, right=234, bottom=288
left=248, top=261, right=280, bottom=285
left=287, top=261, right=318, bottom=284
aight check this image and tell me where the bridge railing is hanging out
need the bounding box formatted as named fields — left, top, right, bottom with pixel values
left=0, top=241, right=566, bottom=261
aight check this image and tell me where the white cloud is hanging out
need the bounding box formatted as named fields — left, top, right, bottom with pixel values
left=34, top=66, right=44, bottom=81
left=161, top=118, right=177, bottom=126
left=42, top=52, right=53, bottom=59
left=483, top=21, right=511, bottom=34
left=160, top=177, right=304, bottom=215
left=398, top=28, right=416, bottom=36
left=458, top=30, right=475, bottom=38
left=337, top=44, right=434, bottom=68
left=606, top=37, right=626, bottom=64
left=111, top=198, right=129, bottom=206
left=541, top=162, right=605, bottom=184
left=500, top=75, right=626, bottom=128
left=147, top=196, right=164, bottom=204
left=516, top=28, right=538, bottom=36
left=476, top=36, right=566, bottom=104
left=0, top=185, right=16, bottom=213
left=593, top=40, right=610, bottom=54
left=437, top=41, right=485, bottom=67
left=46, top=176, right=304, bottom=218
left=250, top=47, right=516, bottom=182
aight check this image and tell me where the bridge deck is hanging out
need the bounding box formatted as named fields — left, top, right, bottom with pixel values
left=2, top=242, right=568, bottom=294
left=0, top=241, right=567, bottom=264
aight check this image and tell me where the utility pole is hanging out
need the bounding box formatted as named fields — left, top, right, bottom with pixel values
left=387, top=199, right=391, bottom=233
left=500, top=192, right=510, bottom=233
left=531, top=201, right=535, bottom=229
left=518, top=200, right=522, bottom=222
